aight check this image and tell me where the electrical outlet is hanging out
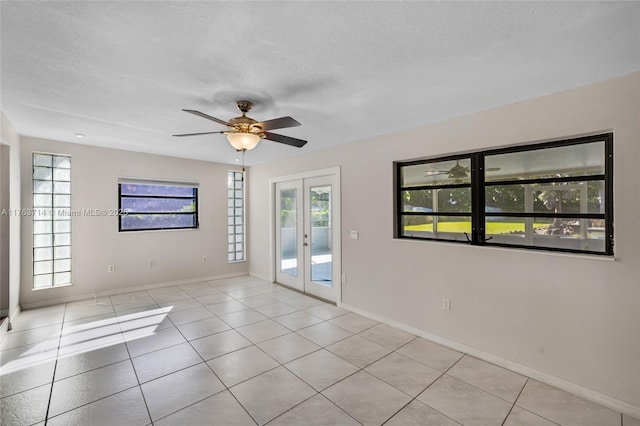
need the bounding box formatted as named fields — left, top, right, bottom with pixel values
left=442, top=298, right=451, bottom=311
left=107, top=264, right=115, bottom=273
left=341, top=274, right=346, bottom=284
left=350, top=230, right=359, bottom=240
left=202, top=256, right=208, bottom=263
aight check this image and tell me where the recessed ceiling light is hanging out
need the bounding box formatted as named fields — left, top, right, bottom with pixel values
left=234, top=158, right=240, bottom=162
left=74, top=133, right=85, bottom=138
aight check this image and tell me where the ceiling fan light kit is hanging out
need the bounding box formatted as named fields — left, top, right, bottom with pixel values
left=173, top=100, right=307, bottom=152
left=227, top=132, right=261, bottom=151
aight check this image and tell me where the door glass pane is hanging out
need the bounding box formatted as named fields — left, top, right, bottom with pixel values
left=280, top=188, right=298, bottom=277
left=309, top=185, right=332, bottom=286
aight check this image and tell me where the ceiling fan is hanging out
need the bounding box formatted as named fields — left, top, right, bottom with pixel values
left=173, top=101, right=307, bottom=151
left=425, top=160, right=501, bottom=181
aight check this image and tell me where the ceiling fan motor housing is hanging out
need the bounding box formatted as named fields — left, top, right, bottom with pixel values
left=229, top=101, right=263, bottom=134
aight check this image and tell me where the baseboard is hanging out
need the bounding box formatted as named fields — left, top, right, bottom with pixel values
left=339, top=302, right=640, bottom=419
left=19, top=272, right=249, bottom=310
left=249, top=272, right=270, bottom=282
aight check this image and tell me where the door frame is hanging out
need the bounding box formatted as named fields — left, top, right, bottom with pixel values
left=269, top=167, right=341, bottom=303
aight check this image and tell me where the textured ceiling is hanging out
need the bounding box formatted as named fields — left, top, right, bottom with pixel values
left=1, top=1, right=639, bottom=165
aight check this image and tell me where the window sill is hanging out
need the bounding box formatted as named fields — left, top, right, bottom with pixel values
left=32, top=283, right=73, bottom=291
left=119, top=228, right=199, bottom=234
left=394, top=237, right=616, bottom=262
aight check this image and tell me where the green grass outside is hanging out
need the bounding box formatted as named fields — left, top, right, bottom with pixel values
left=404, top=221, right=548, bottom=234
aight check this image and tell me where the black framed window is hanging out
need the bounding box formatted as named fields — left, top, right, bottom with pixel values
left=395, top=133, right=613, bottom=255
left=119, top=181, right=199, bottom=232
left=397, top=156, right=473, bottom=242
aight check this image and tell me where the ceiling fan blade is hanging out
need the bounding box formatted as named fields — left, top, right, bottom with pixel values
left=172, top=131, right=226, bottom=137
left=264, top=132, right=307, bottom=148
left=255, top=116, right=301, bottom=131
left=182, top=109, right=231, bottom=126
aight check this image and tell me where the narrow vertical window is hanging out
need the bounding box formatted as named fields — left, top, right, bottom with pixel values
left=33, top=153, right=72, bottom=289
left=228, top=171, right=245, bottom=262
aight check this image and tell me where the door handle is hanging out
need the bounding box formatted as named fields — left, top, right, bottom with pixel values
left=303, top=242, right=308, bottom=246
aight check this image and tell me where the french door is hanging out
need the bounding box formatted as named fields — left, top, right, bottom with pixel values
left=274, top=172, right=339, bottom=302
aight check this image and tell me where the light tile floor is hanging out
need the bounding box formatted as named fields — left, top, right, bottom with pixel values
left=0, top=275, right=638, bottom=426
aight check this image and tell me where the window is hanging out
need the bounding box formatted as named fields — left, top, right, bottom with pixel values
left=119, top=180, right=198, bottom=231
left=228, top=171, right=245, bottom=262
left=33, top=153, right=72, bottom=289
left=398, top=156, right=473, bottom=242
left=395, top=133, right=613, bottom=255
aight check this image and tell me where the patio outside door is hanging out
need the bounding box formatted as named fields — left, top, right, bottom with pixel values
left=274, top=173, right=339, bottom=302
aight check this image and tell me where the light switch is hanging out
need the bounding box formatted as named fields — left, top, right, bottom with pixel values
left=350, top=230, right=359, bottom=240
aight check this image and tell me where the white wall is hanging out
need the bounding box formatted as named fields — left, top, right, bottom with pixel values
left=1, top=112, right=22, bottom=322
left=19, top=137, right=248, bottom=307
left=248, top=73, right=640, bottom=412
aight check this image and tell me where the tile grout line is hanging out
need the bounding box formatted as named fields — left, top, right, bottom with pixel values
left=500, top=377, right=529, bottom=426
left=43, top=302, right=70, bottom=425
left=42, top=384, right=142, bottom=423
left=394, top=339, right=533, bottom=412
left=393, top=350, right=467, bottom=425
left=268, top=328, right=415, bottom=425
left=229, top=310, right=399, bottom=423
left=163, top=310, right=260, bottom=426
left=246, top=337, right=330, bottom=425
left=122, top=303, right=233, bottom=425
left=502, top=379, right=563, bottom=426
left=252, top=337, right=365, bottom=425
left=268, top=390, right=364, bottom=426
left=376, top=341, right=465, bottom=426
left=444, top=360, right=527, bottom=406
left=116, top=290, right=155, bottom=426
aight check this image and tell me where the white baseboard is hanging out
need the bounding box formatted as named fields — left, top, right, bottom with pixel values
left=339, top=302, right=640, bottom=419
left=20, top=272, right=249, bottom=311
left=249, top=272, right=270, bottom=282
